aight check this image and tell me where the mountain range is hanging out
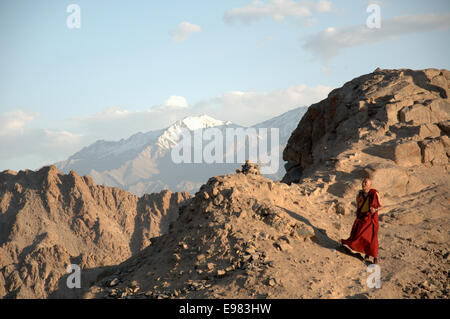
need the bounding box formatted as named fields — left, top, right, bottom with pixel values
left=55, top=108, right=307, bottom=195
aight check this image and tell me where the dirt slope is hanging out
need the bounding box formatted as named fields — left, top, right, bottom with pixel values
left=82, top=162, right=448, bottom=299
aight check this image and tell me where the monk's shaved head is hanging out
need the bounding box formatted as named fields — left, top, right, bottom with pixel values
left=362, top=177, right=372, bottom=192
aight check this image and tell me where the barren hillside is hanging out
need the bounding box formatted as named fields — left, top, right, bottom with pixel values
left=0, top=166, right=190, bottom=298
left=77, top=68, right=449, bottom=299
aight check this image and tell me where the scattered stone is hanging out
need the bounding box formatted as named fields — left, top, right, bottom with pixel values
left=130, top=280, right=139, bottom=288
left=225, top=266, right=234, bottom=272
left=213, top=194, right=224, bottom=206
left=268, top=278, right=277, bottom=287
left=278, top=235, right=291, bottom=244
left=216, top=270, right=226, bottom=277
left=197, top=254, right=206, bottom=263
left=275, top=241, right=292, bottom=251
left=108, top=278, right=120, bottom=287
left=295, top=223, right=315, bottom=239
left=336, top=202, right=347, bottom=215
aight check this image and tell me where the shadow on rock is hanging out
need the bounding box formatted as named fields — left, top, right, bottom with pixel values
left=276, top=206, right=341, bottom=250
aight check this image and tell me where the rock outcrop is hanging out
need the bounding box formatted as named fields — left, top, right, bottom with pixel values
left=0, top=166, right=190, bottom=298
left=282, top=68, right=450, bottom=186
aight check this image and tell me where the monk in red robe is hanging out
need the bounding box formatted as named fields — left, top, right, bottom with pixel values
left=341, top=177, right=383, bottom=264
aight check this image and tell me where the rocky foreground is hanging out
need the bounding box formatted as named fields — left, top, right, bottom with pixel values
left=1, top=68, right=449, bottom=299
left=74, top=68, right=448, bottom=299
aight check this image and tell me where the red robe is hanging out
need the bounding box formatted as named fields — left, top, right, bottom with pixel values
left=341, top=189, right=380, bottom=259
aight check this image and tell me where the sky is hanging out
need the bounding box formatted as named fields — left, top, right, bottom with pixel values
left=1, top=0, right=449, bottom=171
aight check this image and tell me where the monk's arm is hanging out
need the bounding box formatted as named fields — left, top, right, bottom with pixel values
left=370, top=191, right=383, bottom=213
left=376, top=191, right=383, bottom=209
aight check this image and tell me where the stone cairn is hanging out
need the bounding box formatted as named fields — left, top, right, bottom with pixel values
left=236, top=160, right=260, bottom=175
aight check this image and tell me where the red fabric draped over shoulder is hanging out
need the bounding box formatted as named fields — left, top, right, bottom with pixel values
left=341, top=189, right=380, bottom=259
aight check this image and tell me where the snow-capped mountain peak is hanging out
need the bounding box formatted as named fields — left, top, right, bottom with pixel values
left=181, top=114, right=232, bottom=131
left=156, top=114, right=233, bottom=149
left=54, top=108, right=304, bottom=195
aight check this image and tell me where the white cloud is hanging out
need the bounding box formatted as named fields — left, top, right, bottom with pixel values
left=69, top=104, right=192, bottom=142
left=42, top=129, right=82, bottom=146
left=191, top=84, right=332, bottom=126
left=0, top=109, right=83, bottom=169
left=303, top=12, right=450, bottom=61
left=163, top=96, right=189, bottom=108
left=0, top=109, right=36, bottom=136
left=68, top=96, right=190, bottom=141
left=224, top=0, right=332, bottom=25
left=316, top=0, right=332, bottom=12
left=170, top=22, right=202, bottom=42
left=69, top=85, right=332, bottom=141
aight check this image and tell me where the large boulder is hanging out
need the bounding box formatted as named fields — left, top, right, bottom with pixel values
left=419, top=136, right=450, bottom=165
left=282, top=68, right=450, bottom=183
left=362, top=163, right=410, bottom=197
left=374, top=141, right=422, bottom=167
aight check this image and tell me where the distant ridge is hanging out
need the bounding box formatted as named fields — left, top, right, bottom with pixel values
left=55, top=109, right=307, bottom=195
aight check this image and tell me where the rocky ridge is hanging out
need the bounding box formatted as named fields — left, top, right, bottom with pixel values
left=0, top=166, right=190, bottom=298
left=283, top=68, right=449, bottom=188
